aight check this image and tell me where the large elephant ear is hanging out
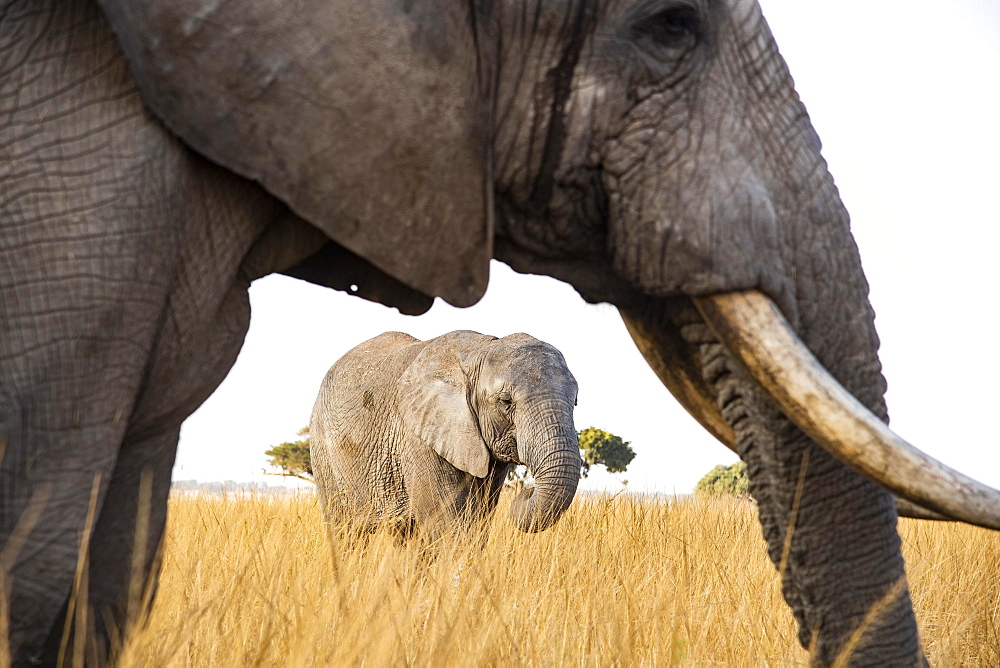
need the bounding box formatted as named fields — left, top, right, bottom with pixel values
left=398, top=332, right=494, bottom=478
left=97, top=0, right=493, bottom=307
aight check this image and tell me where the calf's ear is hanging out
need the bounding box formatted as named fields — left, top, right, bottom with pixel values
left=98, top=0, right=493, bottom=307
left=398, top=334, right=493, bottom=478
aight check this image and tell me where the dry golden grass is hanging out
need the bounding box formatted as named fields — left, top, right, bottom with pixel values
left=107, top=492, right=1000, bottom=666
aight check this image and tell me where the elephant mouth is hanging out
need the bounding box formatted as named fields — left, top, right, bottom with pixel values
left=625, top=290, right=1000, bottom=530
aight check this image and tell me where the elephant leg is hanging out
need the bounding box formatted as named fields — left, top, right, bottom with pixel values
left=0, top=157, right=277, bottom=666
left=34, top=426, right=180, bottom=666
left=16, top=274, right=256, bottom=665
left=1, top=217, right=288, bottom=667
left=462, top=462, right=510, bottom=531
left=1, top=428, right=123, bottom=666
left=310, top=441, right=351, bottom=529
left=0, top=286, right=191, bottom=666
left=406, top=461, right=508, bottom=541
left=407, top=467, right=470, bottom=541
left=0, top=317, right=153, bottom=665
left=1, top=225, right=166, bottom=665
left=454, top=464, right=511, bottom=552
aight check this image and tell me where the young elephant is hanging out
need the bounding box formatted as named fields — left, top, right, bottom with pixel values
left=310, top=330, right=581, bottom=536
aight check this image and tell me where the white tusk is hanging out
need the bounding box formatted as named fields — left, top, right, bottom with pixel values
left=621, top=302, right=952, bottom=522
left=694, top=290, right=1000, bottom=531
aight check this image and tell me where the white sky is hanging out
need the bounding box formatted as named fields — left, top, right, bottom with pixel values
left=174, top=0, right=1000, bottom=494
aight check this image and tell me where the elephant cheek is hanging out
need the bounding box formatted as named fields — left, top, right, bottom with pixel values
left=607, top=160, right=788, bottom=306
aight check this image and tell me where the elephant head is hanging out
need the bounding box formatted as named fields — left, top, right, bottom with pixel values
left=398, top=332, right=581, bottom=533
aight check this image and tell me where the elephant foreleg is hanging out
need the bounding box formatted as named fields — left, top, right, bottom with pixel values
left=34, top=427, right=180, bottom=666
left=0, top=331, right=148, bottom=665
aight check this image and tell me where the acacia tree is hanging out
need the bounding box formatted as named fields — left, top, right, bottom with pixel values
left=578, top=427, right=636, bottom=478
left=264, top=426, right=314, bottom=483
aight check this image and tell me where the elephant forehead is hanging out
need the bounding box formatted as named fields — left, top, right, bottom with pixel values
left=489, top=345, right=576, bottom=387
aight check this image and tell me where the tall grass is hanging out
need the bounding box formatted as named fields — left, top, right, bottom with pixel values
left=110, top=492, right=999, bottom=665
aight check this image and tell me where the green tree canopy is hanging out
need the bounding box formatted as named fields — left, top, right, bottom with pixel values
left=578, top=427, right=636, bottom=478
left=694, top=461, right=749, bottom=498
left=264, top=426, right=314, bottom=483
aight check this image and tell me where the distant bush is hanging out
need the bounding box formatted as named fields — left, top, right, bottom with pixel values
left=695, top=462, right=749, bottom=498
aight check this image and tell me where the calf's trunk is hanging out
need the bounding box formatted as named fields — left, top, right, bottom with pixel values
left=508, top=402, right=581, bottom=533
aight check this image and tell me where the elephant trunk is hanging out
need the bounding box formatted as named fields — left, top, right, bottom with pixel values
left=620, top=292, right=924, bottom=663
left=509, top=401, right=581, bottom=533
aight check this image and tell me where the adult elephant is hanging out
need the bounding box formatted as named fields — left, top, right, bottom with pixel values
left=310, top=331, right=580, bottom=537
left=1, top=0, right=998, bottom=665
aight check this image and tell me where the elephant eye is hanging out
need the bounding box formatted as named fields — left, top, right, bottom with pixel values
left=497, top=392, right=513, bottom=409
left=631, top=7, right=701, bottom=48
left=625, top=4, right=705, bottom=83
